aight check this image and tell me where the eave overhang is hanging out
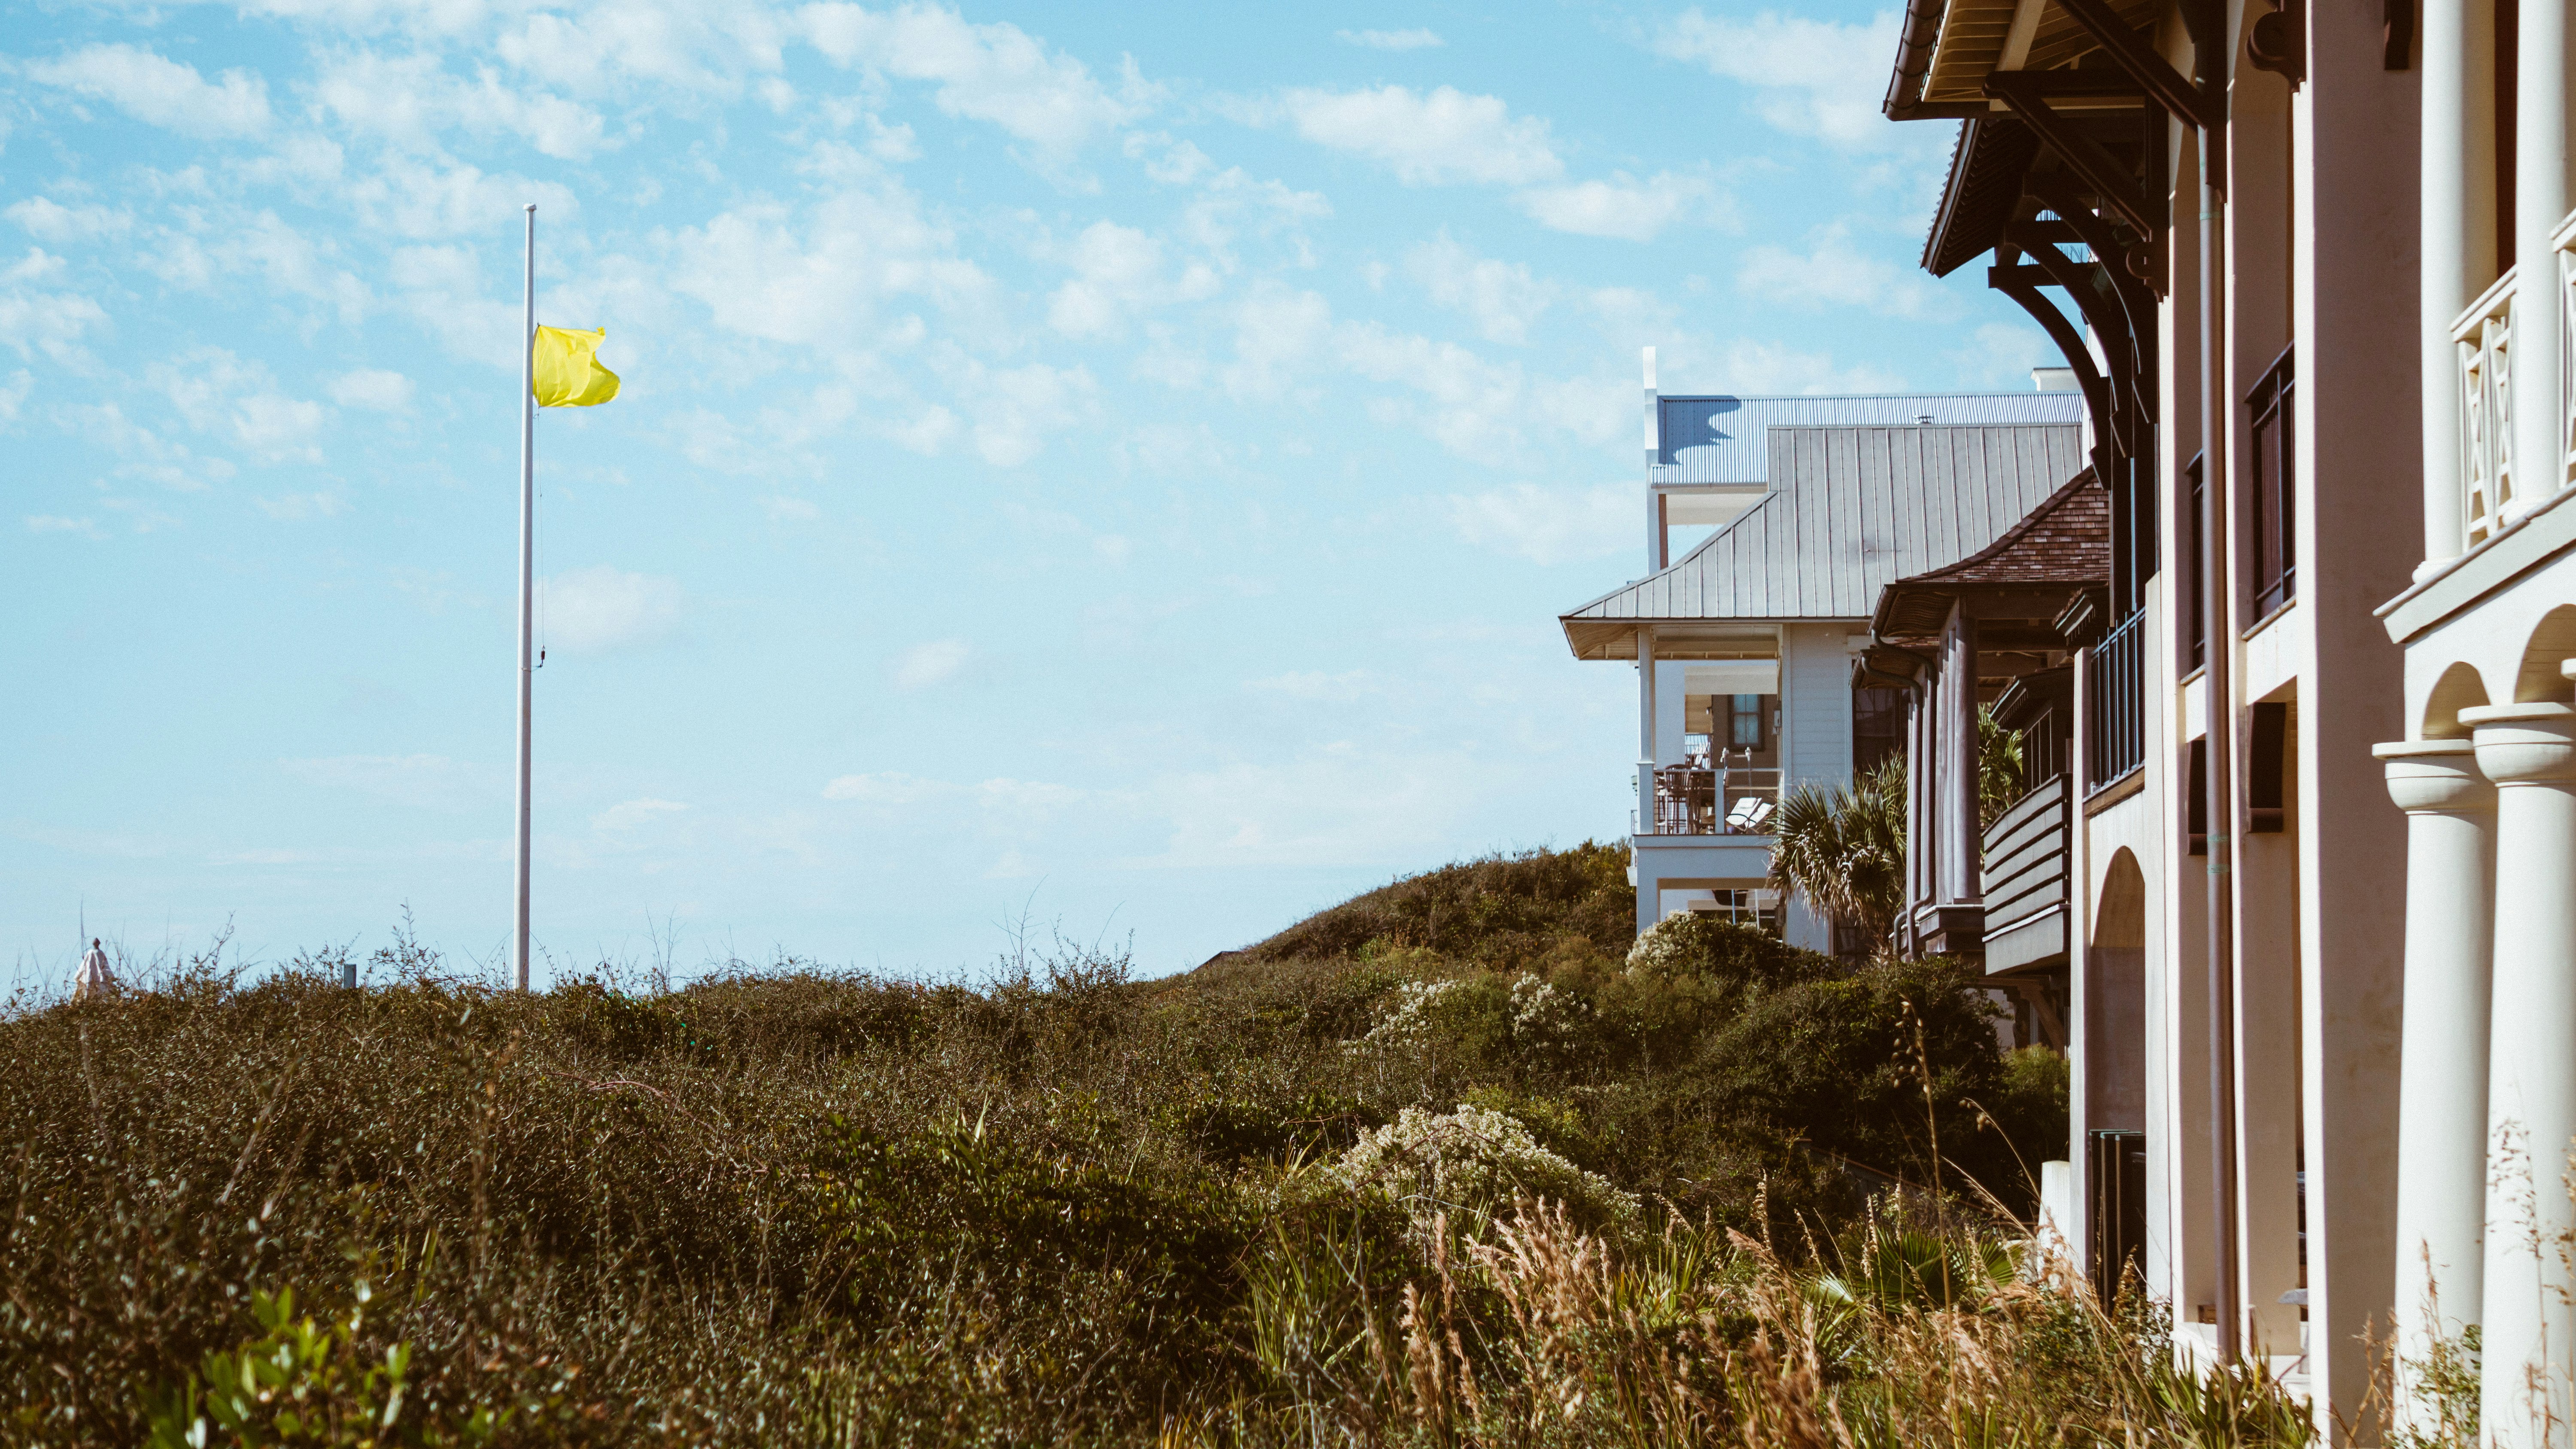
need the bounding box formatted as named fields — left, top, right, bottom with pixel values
left=1869, top=468, right=2110, bottom=641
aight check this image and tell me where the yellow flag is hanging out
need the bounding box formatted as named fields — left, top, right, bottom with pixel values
left=531, top=325, right=621, bottom=407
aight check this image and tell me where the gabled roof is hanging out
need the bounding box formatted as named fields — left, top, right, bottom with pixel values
left=1650, top=391, right=2085, bottom=485
left=1561, top=422, right=2089, bottom=659
left=1872, top=468, right=2109, bottom=639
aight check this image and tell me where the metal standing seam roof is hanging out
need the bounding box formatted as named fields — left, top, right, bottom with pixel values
left=1651, top=392, right=2086, bottom=485
left=1562, top=422, right=2089, bottom=659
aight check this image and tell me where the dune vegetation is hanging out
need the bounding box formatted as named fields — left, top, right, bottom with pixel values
left=2, top=846, right=2322, bottom=1446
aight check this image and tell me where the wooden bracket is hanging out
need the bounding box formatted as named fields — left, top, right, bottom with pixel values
left=1988, top=265, right=2113, bottom=457
left=2056, top=0, right=2222, bottom=129
left=1984, top=73, right=2159, bottom=237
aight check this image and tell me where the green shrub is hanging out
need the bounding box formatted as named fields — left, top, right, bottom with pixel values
left=5, top=869, right=2146, bottom=1446
left=1242, top=843, right=1633, bottom=969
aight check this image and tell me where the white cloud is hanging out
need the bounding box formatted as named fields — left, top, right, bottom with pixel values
left=138, top=210, right=371, bottom=323
left=386, top=242, right=521, bottom=358
left=59, top=401, right=237, bottom=492
left=496, top=4, right=785, bottom=94
left=1517, top=171, right=1719, bottom=241
left=1656, top=9, right=1902, bottom=148
left=328, top=368, right=414, bottom=410
left=1046, top=219, right=1218, bottom=337
left=233, top=393, right=329, bottom=460
left=1281, top=85, right=1561, bottom=185
left=152, top=348, right=329, bottom=462
left=1946, top=320, right=2057, bottom=387
left=1408, top=234, right=1554, bottom=343
left=1442, top=482, right=1629, bottom=564
left=893, top=636, right=969, bottom=689
left=823, top=770, right=950, bottom=803
left=26, top=514, right=103, bottom=538
left=1332, top=323, right=1625, bottom=463
left=669, top=184, right=993, bottom=355
left=354, top=159, right=580, bottom=241
left=26, top=44, right=272, bottom=138
left=800, top=2, right=1154, bottom=152
left=313, top=50, right=609, bottom=160
left=0, top=369, right=31, bottom=424
left=544, top=565, right=684, bottom=650
left=1219, top=283, right=1333, bottom=400
left=593, top=798, right=688, bottom=831
left=763, top=495, right=822, bottom=521
left=936, top=354, right=1096, bottom=465
left=1179, top=167, right=1332, bottom=267
left=0, top=249, right=108, bottom=364
left=1738, top=224, right=1954, bottom=318
left=6, top=197, right=132, bottom=244
left=1337, top=27, right=1443, bottom=49
left=1716, top=337, right=1909, bottom=394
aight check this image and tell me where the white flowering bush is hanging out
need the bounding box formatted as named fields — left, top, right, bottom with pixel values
left=1624, top=911, right=1816, bottom=991
left=1507, top=975, right=1588, bottom=1051
left=1355, top=978, right=1474, bottom=1051
left=1624, top=912, right=1721, bottom=975
left=1326, top=1102, right=1638, bottom=1236
left=1350, top=973, right=1593, bottom=1071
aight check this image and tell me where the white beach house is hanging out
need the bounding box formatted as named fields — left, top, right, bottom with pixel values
left=1876, top=0, right=2576, bottom=1430
left=1556, top=368, right=2087, bottom=946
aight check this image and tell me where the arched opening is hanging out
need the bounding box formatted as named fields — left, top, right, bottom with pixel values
left=2513, top=604, right=2576, bottom=703
left=2087, top=848, right=2149, bottom=1307
left=2422, top=660, right=2492, bottom=738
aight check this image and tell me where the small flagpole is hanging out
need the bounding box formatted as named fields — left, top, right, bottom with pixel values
left=513, top=203, right=536, bottom=993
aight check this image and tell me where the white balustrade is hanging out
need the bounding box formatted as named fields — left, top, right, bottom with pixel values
left=2456, top=267, right=2518, bottom=546
left=2553, top=207, right=2576, bottom=508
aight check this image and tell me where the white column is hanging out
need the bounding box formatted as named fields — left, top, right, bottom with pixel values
left=2376, top=740, right=2496, bottom=1433
left=2421, top=0, right=2497, bottom=567
left=1941, top=605, right=1979, bottom=907
left=1637, top=628, right=1658, bottom=839
left=1906, top=677, right=1930, bottom=946
left=1635, top=626, right=1662, bottom=938
left=2510, top=0, right=2572, bottom=521
left=2466, top=700, right=2576, bottom=1448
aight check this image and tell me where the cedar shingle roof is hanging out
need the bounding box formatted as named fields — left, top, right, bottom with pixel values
left=1871, top=468, right=2107, bottom=639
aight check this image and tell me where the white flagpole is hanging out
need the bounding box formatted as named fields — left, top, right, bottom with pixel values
left=513, top=203, right=536, bottom=993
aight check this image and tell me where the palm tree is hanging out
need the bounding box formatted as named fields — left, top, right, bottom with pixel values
left=1766, top=756, right=1908, bottom=954
left=1770, top=707, right=2028, bottom=957
left=1978, top=706, right=2026, bottom=830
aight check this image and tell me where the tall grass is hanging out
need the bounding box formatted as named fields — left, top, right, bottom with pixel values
left=0, top=860, right=2303, bottom=1446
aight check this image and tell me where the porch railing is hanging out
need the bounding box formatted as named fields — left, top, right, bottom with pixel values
left=2086, top=611, right=2144, bottom=793
left=2454, top=268, right=2516, bottom=547
left=1648, top=764, right=1781, bottom=835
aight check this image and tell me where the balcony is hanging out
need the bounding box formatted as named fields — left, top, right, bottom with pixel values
left=1646, top=757, right=1780, bottom=835
left=2086, top=610, right=2145, bottom=793
left=1983, top=772, right=2072, bottom=972
left=2453, top=267, right=2515, bottom=547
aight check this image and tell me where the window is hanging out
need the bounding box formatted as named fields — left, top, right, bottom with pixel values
left=1729, top=694, right=1767, bottom=750
left=2249, top=347, right=2296, bottom=618
left=1853, top=687, right=1905, bottom=772
left=2184, top=453, right=2206, bottom=671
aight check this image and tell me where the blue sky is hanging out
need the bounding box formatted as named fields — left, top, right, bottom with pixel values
left=3, top=0, right=2048, bottom=985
